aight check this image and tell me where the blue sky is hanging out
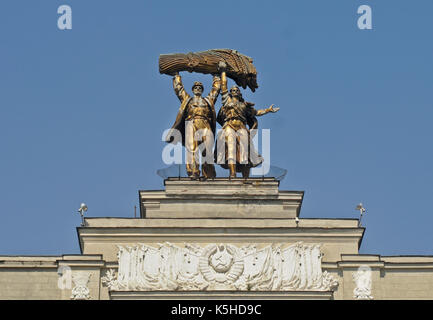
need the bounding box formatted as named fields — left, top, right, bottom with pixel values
left=0, top=0, right=432, bottom=256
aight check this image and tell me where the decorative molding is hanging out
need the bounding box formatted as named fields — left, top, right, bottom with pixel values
left=71, top=272, right=91, bottom=300
left=102, top=242, right=338, bottom=292
left=352, top=265, right=373, bottom=300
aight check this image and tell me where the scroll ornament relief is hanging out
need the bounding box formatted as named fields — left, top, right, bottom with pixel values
left=352, top=265, right=373, bottom=300
left=102, top=242, right=339, bottom=292
left=71, top=272, right=91, bottom=300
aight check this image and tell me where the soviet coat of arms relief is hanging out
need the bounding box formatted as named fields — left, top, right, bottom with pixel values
left=102, top=242, right=339, bottom=292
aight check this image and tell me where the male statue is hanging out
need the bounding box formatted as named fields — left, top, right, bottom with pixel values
left=165, top=72, right=221, bottom=179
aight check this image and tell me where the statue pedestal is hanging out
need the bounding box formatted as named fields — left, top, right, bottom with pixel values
left=140, top=177, right=303, bottom=219
left=78, top=178, right=364, bottom=299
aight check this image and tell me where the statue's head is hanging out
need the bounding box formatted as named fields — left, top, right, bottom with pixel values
left=230, top=85, right=242, bottom=99
left=192, top=81, right=204, bottom=97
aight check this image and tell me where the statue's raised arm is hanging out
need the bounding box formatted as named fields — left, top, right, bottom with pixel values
left=206, top=74, right=221, bottom=106
left=172, top=73, right=189, bottom=103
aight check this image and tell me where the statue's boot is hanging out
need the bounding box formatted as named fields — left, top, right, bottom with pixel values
left=186, top=163, right=200, bottom=180
left=228, top=164, right=236, bottom=179
left=202, top=163, right=216, bottom=179
left=241, top=166, right=250, bottom=179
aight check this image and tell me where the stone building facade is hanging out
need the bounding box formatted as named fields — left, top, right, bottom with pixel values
left=1, top=178, right=432, bottom=300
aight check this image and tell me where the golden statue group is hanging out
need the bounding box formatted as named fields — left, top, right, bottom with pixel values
left=160, top=49, right=279, bottom=179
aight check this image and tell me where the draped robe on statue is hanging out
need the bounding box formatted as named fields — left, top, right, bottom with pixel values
left=215, top=74, right=263, bottom=173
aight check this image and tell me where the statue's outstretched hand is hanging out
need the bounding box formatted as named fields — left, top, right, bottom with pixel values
left=268, top=104, right=280, bottom=113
